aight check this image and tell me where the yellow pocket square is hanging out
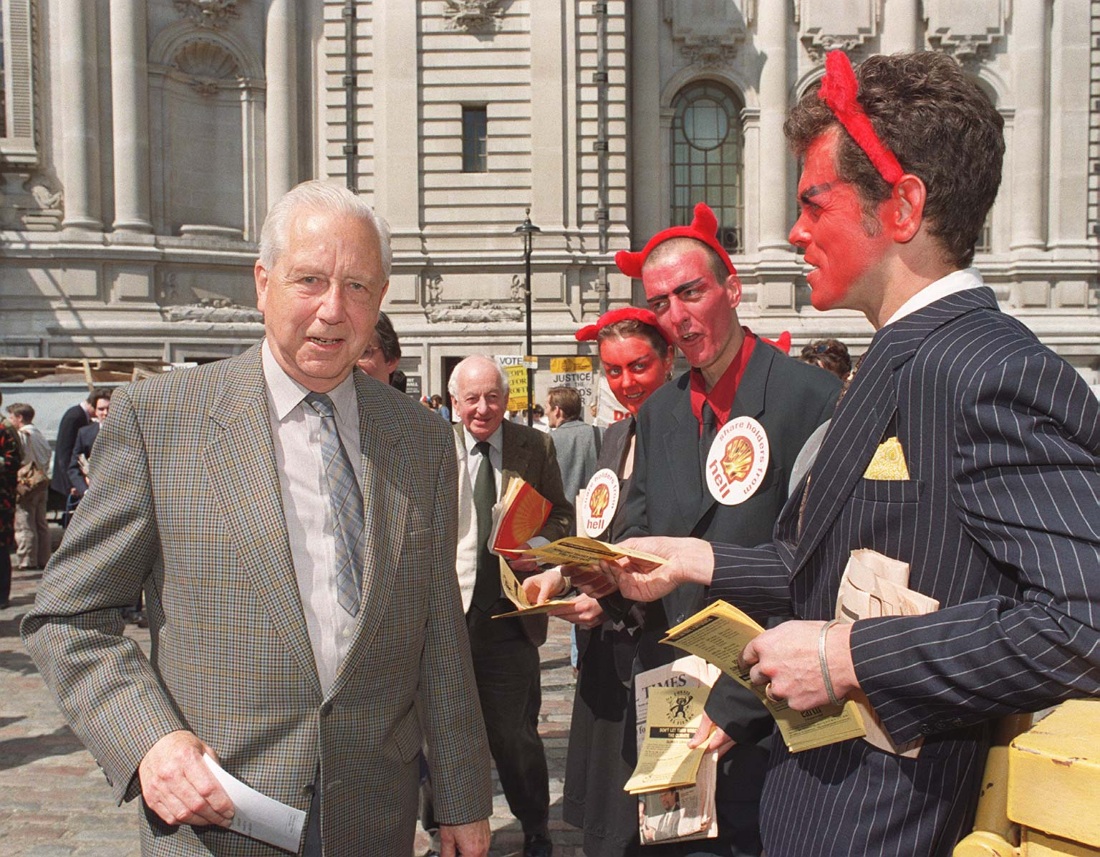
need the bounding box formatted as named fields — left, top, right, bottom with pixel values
left=864, top=437, right=910, bottom=480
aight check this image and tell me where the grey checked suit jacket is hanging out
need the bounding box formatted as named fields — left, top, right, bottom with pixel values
left=709, top=286, right=1100, bottom=857
left=23, top=344, right=492, bottom=856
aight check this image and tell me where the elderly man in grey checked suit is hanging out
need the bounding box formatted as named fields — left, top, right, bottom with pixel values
left=23, top=180, right=492, bottom=856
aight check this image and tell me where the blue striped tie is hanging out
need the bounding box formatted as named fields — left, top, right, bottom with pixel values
left=305, top=392, right=364, bottom=617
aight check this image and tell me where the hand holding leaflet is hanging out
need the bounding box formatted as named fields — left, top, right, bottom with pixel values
left=202, top=754, right=306, bottom=852
left=661, top=601, right=866, bottom=753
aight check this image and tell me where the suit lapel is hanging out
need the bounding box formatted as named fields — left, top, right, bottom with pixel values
left=202, top=347, right=321, bottom=693
left=792, top=287, right=998, bottom=575
left=660, top=380, right=707, bottom=533
left=501, top=420, right=531, bottom=487
left=681, top=344, right=774, bottom=534
left=331, top=374, right=412, bottom=693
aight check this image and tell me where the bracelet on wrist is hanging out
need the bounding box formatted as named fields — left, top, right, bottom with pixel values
left=819, top=619, right=843, bottom=707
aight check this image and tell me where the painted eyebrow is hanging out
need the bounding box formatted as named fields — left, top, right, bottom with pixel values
left=645, top=276, right=706, bottom=305
left=798, top=182, right=834, bottom=206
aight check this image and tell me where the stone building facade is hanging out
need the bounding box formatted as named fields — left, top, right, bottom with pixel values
left=1, top=0, right=1097, bottom=401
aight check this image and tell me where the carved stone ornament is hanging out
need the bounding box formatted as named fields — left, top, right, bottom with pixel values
left=925, top=0, right=1007, bottom=66
left=796, top=0, right=877, bottom=63
left=166, top=305, right=263, bottom=323
left=443, top=0, right=505, bottom=33
left=509, top=274, right=525, bottom=302
left=0, top=172, right=63, bottom=231
left=680, top=35, right=739, bottom=69
left=424, top=271, right=444, bottom=305
left=172, top=39, right=241, bottom=97
left=173, top=0, right=240, bottom=29
left=426, top=300, right=523, bottom=324
left=665, top=0, right=749, bottom=69
left=800, top=31, right=868, bottom=64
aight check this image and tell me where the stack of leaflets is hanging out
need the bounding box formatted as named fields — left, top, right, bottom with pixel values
left=489, top=477, right=552, bottom=555
left=662, top=600, right=867, bottom=753
left=628, top=657, right=721, bottom=845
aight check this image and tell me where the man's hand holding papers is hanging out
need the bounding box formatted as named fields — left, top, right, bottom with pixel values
left=740, top=619, right=860, bottom=713
left=585, top=536, right=716, bottom=603
left=521, top=568, right=607, bottom=629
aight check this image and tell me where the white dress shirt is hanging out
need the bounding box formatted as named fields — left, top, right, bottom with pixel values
left=882, top=267, right=985, bottom=327
left=262, top=341, right=361, bottom=694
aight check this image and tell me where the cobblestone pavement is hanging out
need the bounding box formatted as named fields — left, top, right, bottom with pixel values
left=1, top=554, right=585, bottom=856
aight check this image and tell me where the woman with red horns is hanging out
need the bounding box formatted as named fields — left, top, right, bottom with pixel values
left=524, top=307, right=683, bottom=856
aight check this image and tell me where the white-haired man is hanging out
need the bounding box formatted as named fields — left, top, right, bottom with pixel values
left=433, top=355, right=573, bottom=857
left=24, top=180, right=492, bottom=856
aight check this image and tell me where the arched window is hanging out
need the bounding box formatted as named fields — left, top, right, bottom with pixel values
left=670, top=82, right=744, bottom=254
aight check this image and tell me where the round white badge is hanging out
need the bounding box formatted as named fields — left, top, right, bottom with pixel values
left=705, top=416, right=770, bottom=505
left=580, top=468, right=620, bottom=537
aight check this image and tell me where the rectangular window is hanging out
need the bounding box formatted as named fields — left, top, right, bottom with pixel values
left=1, top=0, right=36, bottom=163
left=462, top=105, right=487, bottom=173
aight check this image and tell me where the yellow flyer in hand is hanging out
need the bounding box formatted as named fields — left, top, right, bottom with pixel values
left=498, top=535, right=666, bottom=571
left=661, top=600, right=866, bottom=753
left=624, top=685, right=711, bottom=794
left=493, top=556, right=578, bottom=618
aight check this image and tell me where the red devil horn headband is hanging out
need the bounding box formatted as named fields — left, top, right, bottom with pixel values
left=818, top=51, right=904, bottom=185
left=575, top=306, right=672, bottom=345
left=614, top=202, right=736, bottom=280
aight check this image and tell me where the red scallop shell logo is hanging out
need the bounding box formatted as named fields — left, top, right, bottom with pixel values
left=721, top=436, right=754, bottom=484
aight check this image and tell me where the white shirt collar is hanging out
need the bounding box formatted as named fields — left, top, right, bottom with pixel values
left=261, top=339, right=359, bottom=421
left=462, top=422, right=503, bottom=457
left=882, top=267, right=984, bottom=328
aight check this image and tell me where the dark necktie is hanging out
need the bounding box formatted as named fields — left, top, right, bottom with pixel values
left=699, top=401, right=718, bottom=481
left=471, top=440, right=500, bottom=612
left=304, top=392, right=364, bottom=617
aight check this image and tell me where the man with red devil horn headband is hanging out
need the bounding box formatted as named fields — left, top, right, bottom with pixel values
left=606, top=201, right=841, bottom=855
left=604, top=52, right=1100, bottom=857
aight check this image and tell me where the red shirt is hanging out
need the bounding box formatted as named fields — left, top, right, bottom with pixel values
left=689, top=329, right=757, bottom=436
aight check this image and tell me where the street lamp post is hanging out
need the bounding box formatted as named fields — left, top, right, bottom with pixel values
left=514, top=209, right=540, bottom=427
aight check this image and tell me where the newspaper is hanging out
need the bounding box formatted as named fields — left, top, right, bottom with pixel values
left=632, top=657, right=720, bottom=844
left=662, top=601, right=866, bottom=753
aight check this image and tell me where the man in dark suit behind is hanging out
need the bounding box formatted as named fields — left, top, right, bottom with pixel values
left=67, top=390, right=111, bottom=500
left=445, top=354, right=574, bottom=857
left=49, top=388, right=108, bottom=520
left=611, top=202, right=840, bottom=856
left=610, top=51, right=1100, bottom=856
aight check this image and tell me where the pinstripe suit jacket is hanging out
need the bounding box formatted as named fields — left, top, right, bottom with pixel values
left=708, top=285, right=1100, bottom=857
left=22, top=344, right=492, bottom=856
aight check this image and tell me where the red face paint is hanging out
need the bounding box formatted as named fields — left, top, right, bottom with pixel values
left=788, top=131, right=894, bottom=314
left=599, top=335, right=673, bottom=417
left=642, top=245, right=741, bottom=375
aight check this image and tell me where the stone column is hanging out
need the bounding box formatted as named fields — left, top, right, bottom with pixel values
left=59, top=0, right=103, bottom=231
left=530, top=1, right=569, bottom=230
left=880, top=0, right=922, bottom=54
left=629, top=1, right=664, bottom=254
left=109, top=0, right=152, bottom=232
left=756, top=0, right=791, bottom=253
left=372, top=1, right=419, bottom=232
left=1047, top=0, right=1091, bottom=253
left=1009, top=0, right=1048, bottom=253
left=265, top=0, right=299, bottom=209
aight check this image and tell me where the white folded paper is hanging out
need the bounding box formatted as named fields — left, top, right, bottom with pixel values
left=202, top=753, right=306, bottom=853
